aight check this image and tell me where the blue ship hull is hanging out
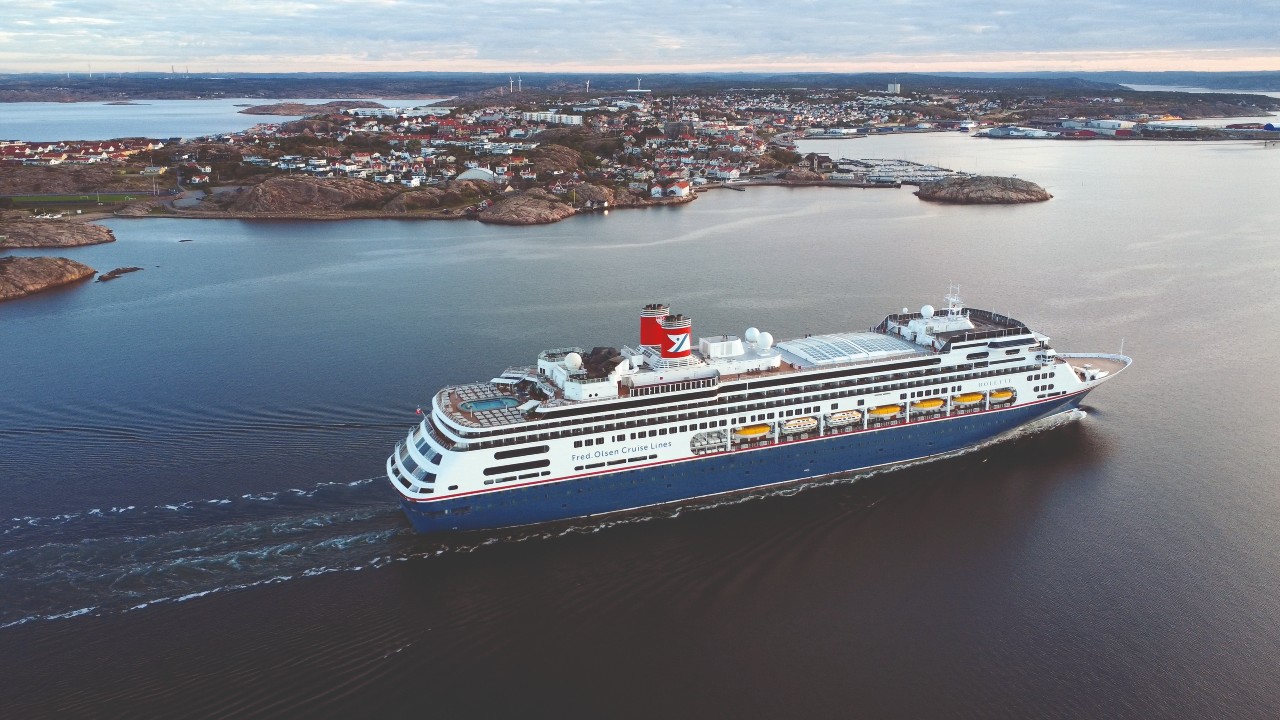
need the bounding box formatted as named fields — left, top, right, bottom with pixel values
left=399, top=393, right=1087, bottom=533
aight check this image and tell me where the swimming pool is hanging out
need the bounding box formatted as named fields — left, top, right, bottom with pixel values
left=459, top=396, right=519, bottom=412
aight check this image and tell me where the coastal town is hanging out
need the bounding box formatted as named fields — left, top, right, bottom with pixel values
left=3, top=84, right=1276, bottom=215
left=1, top=82, right=1275, bottom=300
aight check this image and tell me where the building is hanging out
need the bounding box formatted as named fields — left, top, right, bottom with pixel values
left=521, top=112, right=584, bottom=126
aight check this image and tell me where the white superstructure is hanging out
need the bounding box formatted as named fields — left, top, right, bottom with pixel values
left=387, top=292, right=1130, bottom=524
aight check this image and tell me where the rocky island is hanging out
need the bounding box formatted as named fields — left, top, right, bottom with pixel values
left=238, top=101, right=388, bottom=116
left=0, top=220, right=117, bottom=248
left=914, top=176, right=1052, bottom=204
left=0, top=256, right=97, bottom=301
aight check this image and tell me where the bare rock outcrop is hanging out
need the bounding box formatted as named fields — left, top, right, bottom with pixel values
left=528, top=144, right=586, bottom=175
left=383, top=181, right=490, bottom=212
left=565, top=183, right=614, bottom=207
left=915, top=176, right=1052, bottom=204
left=0, top=221, right=116, bottom=248
left=239, top=101, right=385, bottom=116
left=229, top=176, right=400, bottom=214
left=608, top=187, right=654, bottom=208
left=0, top=256, right=97, bottom=301
left=477, top=189, right=576, bottom=225
left=782, top=169, right=826, bottom=182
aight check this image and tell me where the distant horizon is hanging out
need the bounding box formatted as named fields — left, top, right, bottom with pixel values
left=4, top=68, right=1280, bottom=79
left=4, top=63, right=1280, bottom=76
left=3, top=1, right=1277, bottom=76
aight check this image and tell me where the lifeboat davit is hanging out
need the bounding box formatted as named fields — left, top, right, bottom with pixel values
left=910, top=398, right=945, bottom=411
left=732, top=423, right=772, bottom=441
left=952, top=392, right=984, bottom=406
left=827, top=409, right=862, bottom=426
left=869, top=404, right=903, bottom=417
left=782, top=416, right=818, bottom=434
left=988, top=389, right=1015, bottom=403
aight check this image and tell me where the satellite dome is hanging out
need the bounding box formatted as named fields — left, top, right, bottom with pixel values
left=921, top=304, right=935, bottom=318
left=758, top=332, right=774, bottom=350
left=744, top=327, right=760, bottom=344
left=564, top=352, right=583, bottom=370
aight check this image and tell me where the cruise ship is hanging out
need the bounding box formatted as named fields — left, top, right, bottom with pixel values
left=387, top=292, right=1130, bottom=533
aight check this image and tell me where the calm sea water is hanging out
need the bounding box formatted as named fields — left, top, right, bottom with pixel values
left=0, top=97, right=445, bottom=142
left=3, top=131, right=1280, bottom=718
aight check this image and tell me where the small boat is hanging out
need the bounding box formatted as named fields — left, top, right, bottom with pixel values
left=952, top=392, right=984, bottom=405
left=911, top=398, right=945, bottom=411
left=988, top=389, right=1015, bottom=403
left=733, top=423, right=772, bottom=441
left=869, top=404, right=903, bottom=417
left=827, top=409, right=862, bottom=426
left=782, top=416, right=818, bottom=434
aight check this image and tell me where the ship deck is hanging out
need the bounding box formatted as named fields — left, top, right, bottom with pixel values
left=434, top=312, right=1055, bottom=430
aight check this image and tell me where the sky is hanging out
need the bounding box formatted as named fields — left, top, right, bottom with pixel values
left=1, top=0, right=1278, bottom=74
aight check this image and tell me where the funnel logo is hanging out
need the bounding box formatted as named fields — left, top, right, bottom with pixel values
left=668, top=333, right=689, bottom=354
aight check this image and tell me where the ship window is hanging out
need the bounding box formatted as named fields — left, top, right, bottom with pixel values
left=448, top=485, right=458, bottom=490
left=1006, top=349, right=1021, bottom=355
left=483, top=459, right=551, bottom=476
left=495, top=444, right=549, bottom=460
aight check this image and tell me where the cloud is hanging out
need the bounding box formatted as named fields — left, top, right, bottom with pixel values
left=0, top=0, right=1276, bottom=72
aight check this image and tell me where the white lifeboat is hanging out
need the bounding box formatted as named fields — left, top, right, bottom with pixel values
left=782, top=416, right=818, bottom=434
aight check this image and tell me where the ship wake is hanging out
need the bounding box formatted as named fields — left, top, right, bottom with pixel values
left=1, top=410, right=1087, bottom=630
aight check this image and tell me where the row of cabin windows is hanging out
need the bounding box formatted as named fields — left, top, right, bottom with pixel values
left=462, top=366, right=1035, bottom=450
left=450, top=359, right=1045, bottom=443
left=1033, top=384, right=1056, bottom=393
left=574, top=454, right=659, bottom=472
left=453, top=364, right=1041, bottom=450
left=483, top=469, right=553, bottom=486
left=1027, top=372, right=1053, bottom=381
left=907, top=385, right=960, bottom=399
left=631, top=378, right=717, bottom=397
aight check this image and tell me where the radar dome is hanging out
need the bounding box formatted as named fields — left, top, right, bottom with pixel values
left=758, top=332, right=774, bottom=350
left=744, top=327, right=760, bottom=344
left=564, top=352, right=583, bottom=370
left=921, top=304, right=935, bottom=318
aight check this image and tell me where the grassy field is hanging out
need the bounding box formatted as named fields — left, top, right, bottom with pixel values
left=7, top=193, right=144, bottom=204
